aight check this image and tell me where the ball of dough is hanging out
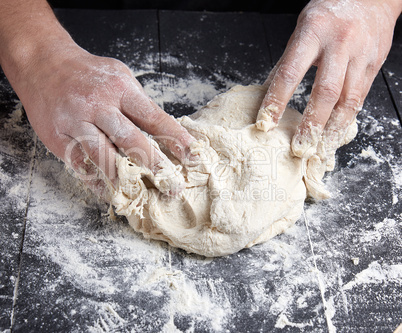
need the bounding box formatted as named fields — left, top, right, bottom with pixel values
left=111, top=85, right=336, bottom=257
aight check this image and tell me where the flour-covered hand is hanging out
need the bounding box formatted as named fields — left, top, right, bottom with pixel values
left=0, top=0, right=194, bottom=198
left=25, top=50, right=194, bottom=198
left=256, top=0, right=402, bottom=158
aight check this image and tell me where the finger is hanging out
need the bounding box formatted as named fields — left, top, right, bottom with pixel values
left=120, top=84, right=197, bottom=163
left=256, top=33, right=320, bottom=132
left=362, top=61, right=381, bottom=103
left=68, top=123, right=119, bottom=185
left=95, top=107, right=161, bottom=171
left=331, top=61, right=379, bottom=147
left=291, top=51, right=349, bottom=158
left=95, top=107, right=185, bottom=196
left=48, top=134, right=113, bottom=200
left=320, top=61, right=366, bottom=169
left=63, top=136, right=112, bottom=200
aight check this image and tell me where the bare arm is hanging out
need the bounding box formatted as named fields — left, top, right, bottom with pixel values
left=0, top=0, right=195, bottom=198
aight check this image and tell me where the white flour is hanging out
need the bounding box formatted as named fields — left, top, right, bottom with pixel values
left=0, top=40, right=401, bottom=331
left=343, top=261, right=402, bottom=290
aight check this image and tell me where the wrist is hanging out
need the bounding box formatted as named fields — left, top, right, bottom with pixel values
left=0, top=1, right=78, bottom=92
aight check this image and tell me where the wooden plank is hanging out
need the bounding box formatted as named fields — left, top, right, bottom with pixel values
left=158, top=10, right=272, bottom=117
left=12, top=143, right=107, bottom=332
left=0, top=76, right=35, bottom=329
left=10, top=9, right=162, bottom=331
left=0, top=152, right=33, bottom=329
left=262, top=14, right=297, bottom=65
left=321, top=68, right=402, bottom=332
left=304, top=70, right=402, bottom=330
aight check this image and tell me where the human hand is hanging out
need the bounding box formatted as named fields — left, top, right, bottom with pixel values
left=256, top=0, right=401, bottom=161
left=0, top=0, right=196, bottom=199
left=7, top=41, right=195, bottom=198
left=0, top=1, right=197, bottom=199
left=29, top=47, right=195, bottom=198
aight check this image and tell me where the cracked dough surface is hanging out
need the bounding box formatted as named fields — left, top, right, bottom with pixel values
left=111, top=85, right=341, bottom=257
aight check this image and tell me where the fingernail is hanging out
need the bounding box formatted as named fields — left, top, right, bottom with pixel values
left=255, top=118, right=276, bottom=132
left=185, top=152, right=200, bottom=167
left=256, top=105, right=279, bottom=132
left=182, top=139, right=204, bottom=167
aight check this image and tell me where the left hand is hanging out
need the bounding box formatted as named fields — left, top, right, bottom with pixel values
left=256, top=0, right=401, bottom=159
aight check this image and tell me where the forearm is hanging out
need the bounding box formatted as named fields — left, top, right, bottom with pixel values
left=0, top=0, right=76, bottom=90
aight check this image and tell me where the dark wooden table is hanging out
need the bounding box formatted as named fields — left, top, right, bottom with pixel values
left=0, top=9, right=401, bottom=333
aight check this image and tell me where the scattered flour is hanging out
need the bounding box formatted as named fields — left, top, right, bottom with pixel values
left=2, top=101, right=24, bottom=132
left=275, top=313, right=313, bottom=329
left=359, top=146, right=384, bottom=163
left=343, top=261, right=402, bottom=290
left=0, top=36, right=400, bottom=332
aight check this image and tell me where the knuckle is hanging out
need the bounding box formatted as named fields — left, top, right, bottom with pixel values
left=300, top=16, right=324, bottom=42
left=338, top=91, right=361, bottom=110
left=277, top=62, right=300, bottom=86
left=298, top=8, right=326, bottom=36
left=366, top=61, right=381, bottom=79
left=105, top=57, right=129, bottom=73
left=366, top=62, right=378, bottom=75
left=110, top=74, right=130, bottom=93
left=301, top=27, right=321, bottom=46
left=334, top=21, right=356, bottom=42
left=314, top=81, right=342, bottom=104
left=116, top=135, right=136, bottom=151
left=147, top=111, right=170, bottom=131
left=102, top=63, right=133, bottom=94
left=299, top=5, right=322, bottom=25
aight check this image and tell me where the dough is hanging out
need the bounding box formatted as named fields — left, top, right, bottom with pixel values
left=111, top=85, right=352, bottom=257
